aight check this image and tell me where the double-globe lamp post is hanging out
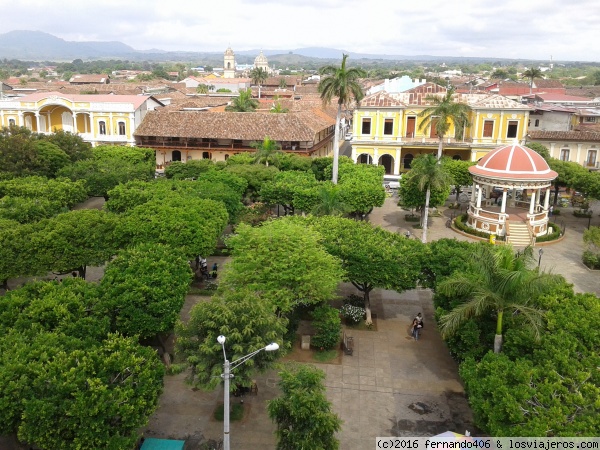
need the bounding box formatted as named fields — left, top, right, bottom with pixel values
left=217, top=335, right=279, bottom=450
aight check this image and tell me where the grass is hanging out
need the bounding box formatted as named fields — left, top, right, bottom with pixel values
left=214, top=403, right=245, bottom=421
left=313, top=349, right=338, bottom=363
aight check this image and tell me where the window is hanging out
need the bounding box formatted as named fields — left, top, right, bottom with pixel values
left=118, top=121, right=126, bottom=135
left=383, top=118, right=393, bottom=135
left=483, top=120, right=494, bottom=138
left=361, top=118, right=371, bottom=135
left=172, top=150, right=181, bottom=162
left=99, top=121, right=106, bottom=135
left=506, top=120, right=518, bottom=138
left=534, top=119, right=540, bottom=127
left=202, top=151, right=211, bottom=159
left=584, top=117, right=596, bottom=123
left=8, top=118, right=16, bottom=127
left=403, top=153, right=414, bottom=169
left=587, top=150, right=597, bottom=166
left=560, top=149, right=570, bottom=161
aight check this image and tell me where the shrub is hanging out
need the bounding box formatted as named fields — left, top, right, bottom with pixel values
left=582, top=251, right=600, bottom=269
left=340, top=304, right=365, bottom=325
left=311, top=305, right=341, bottom=350
left=343, top=294, right=364, bottom=308
left=536, top=222, right=561, bottom=243
left=573, top=209, right=592, bottom=218
left=454, top=213, right=493, bottom=239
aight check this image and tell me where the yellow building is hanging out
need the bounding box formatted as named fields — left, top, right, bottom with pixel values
left=0, top=91, right=163, bottom=146
left=351, top=83, right=531, bottom=174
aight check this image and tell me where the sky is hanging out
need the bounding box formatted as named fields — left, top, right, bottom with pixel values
left=2, top=0, right=600, bottom=62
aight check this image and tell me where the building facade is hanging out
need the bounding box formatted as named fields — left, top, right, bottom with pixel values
left=0, top=92, right=163, bottom=146
left=351, top=84, right=531, bottom=175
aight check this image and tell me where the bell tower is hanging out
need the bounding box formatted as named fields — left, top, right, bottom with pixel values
left=223, top=46, right=236, bottom=79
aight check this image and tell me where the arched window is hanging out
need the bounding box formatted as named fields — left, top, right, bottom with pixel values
left=403, top=153, right=414, bottom=169
left=357, top=154, right=372, bottom=164
left=9, top=118, right=16, bottom=127
left=378, top=154, right=394, bottom=175
left=99, top=121, right=106, bottom=135
left=560, top=149, right=570, bottom=161
left=118, top=121, right=126, bottom=135
left=202, top=152, right=211, bottom=160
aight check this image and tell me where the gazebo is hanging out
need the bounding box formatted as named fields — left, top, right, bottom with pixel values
left=466, top=142, right=558, bottom=245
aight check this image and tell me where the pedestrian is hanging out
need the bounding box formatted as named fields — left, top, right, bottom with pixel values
left=211, top=262, right=218, bottom=279
left=411, top=318, right=421, bottom=341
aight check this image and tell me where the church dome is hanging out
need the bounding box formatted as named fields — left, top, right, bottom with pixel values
left=224, top=46, right=235, bottom=56
left=254, top=51, right=268, bottom=65
left=469, top=142, right=557, bottom=181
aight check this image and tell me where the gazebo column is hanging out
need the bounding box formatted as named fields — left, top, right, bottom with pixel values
left=501, top=189, right=508, bottom=213
left=529, top=191, right=536, bottom=215
left=476, top=185, right=483, bottom=208
left=471, top=182, right=476, bottom=203
left=544, top=187, right=550, bottom=211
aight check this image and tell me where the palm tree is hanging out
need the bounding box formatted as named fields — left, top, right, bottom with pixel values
left=251, top=136, right=281, bottom=167
left=408, top=154, right=452, bottom=243
left=311, top=184, right=350, bottom=217
left=437, top=245, right=562, bottom=353
left=278, top=78, right=287, bottom=89
left=250, top=67, right=268, bottom=99
left=318, top=54, right=366, bottom=184
left=225, top=88, right=259, bottom=112
left=270, top=101, right=289, bottom=113
left=522, top=67, right=543, bottom=94
left=418, top=87, right=472, bottom=160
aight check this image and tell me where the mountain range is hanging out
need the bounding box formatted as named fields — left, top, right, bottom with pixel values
left=0, top=30, right=542, bottom=64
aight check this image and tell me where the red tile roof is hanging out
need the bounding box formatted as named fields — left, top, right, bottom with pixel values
left=528, top=130, right=600, bottom=141
left=14, top=91, right=159, bottom=110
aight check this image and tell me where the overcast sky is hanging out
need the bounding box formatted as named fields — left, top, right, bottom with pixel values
left=2, top=0, right=599, bottom=62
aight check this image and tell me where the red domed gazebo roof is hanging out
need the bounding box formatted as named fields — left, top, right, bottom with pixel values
left=469, top=143, right=558, bottom=180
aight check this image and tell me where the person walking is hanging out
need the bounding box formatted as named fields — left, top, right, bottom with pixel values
left=210, top=262, right=218, bottom=279
left=411, top=318, right=421, bottom=341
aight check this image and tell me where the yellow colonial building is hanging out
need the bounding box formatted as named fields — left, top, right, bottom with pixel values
left=351, top=83, right=531, bottom=174
left=0, top=92, right=163, bottom=146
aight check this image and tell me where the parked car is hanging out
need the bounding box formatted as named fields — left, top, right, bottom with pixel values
left=345, top=132, right=353, bottom=141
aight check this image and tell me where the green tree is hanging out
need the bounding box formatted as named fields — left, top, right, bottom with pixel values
left=225, top=88, right=259, bottom=112
left=418, top=87, right=472, bottom=160
left=259, top=170, right=319, bottom=216
left=250, top=67, right=269, bottom=99
left=176, top=288, right=287, bottom=391
left=115, top=196, right=228, bottom=260
left=268, top=364, right=341, bottom=450
left=252, top=136, right=282, bottom=167
left=526, top=142, right=551, bottom=161
left=311, top=305, right=342, bottom=350
left=0, top=221, right=41, bottom=290
left=310, top=216, right=425, bottom=324
left=33, top=209, right=119, bottom=279
left=222, top=219, right=343, bottom=314
left=225, top=164, right=279, bottom=201
left=318, top=54, right=366, bottom=184
left=442, top=158, right=474, bottom=201
left=45, top=129, right=92, bottom=162
left=15, top=334, right=164, bottom=450
left=98, top=243, right=192, bottom=338
left=522, top=67, right=543, bottom=94
left=404, top=154, right=452, bottom=243
left=437, top=245, right=562, bottom=353
left=164, top=159, right=215, bottom=179
left=547, top=159, right=590, bottom=205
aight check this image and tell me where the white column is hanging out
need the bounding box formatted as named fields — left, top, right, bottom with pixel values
left=35, top=112, right=40, bottom=132
left=109, top=112, right=113, bottom=134
left=373, top=148, right=379, bottom=166
left=544, top=187, right=550, bottom=210
left=375, top=111, right=380, bottom=140
left=476, top=186, right=482, bottom=208
left=351, top=144, right=357, bottom=163
left=72, top=112, right=78, bottom=133
left=497, top=112, right=504, bottom=143
left=471, top=150, right=477, bottom=162
left=576, top=144, right=582, bottom=165
left=501, top=190, right=508, bottom=213
left=129, top=113, right=136, bottom=141
left=471, top=182, right=476, bottom=203
left=394, top=149, right=401, bottom=174
left=529, top=191, right=536, bottom=215
left=89, top=112, right=95, bottom=137
left=549, top=142, right=556, bottom=158
left=17, top=112, right=24, bottom=126
left=474, top=112, right=480, bottom=143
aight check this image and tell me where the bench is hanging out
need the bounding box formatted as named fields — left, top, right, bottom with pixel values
left=343, top=332, right=354, bottom=356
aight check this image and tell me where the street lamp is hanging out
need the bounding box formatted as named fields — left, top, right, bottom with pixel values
left=217, top=335, right=279, bottom=450
left=538, top=248, right=544, bottom=268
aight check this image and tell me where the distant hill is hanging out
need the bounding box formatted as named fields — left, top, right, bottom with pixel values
left=0, top=30, right=136, bottom=60
left=0, top=30, right=556, bottom=65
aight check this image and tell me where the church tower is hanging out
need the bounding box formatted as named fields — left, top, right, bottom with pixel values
left=223, top=46, right=236, bottom=79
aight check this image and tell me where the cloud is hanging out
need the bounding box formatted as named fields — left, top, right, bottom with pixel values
left=0, top=0, right=599, bottom=61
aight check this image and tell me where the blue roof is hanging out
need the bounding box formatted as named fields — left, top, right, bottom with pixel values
left=140, top=438, right=185, bottom=450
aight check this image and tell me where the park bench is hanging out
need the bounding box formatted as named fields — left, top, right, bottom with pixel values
left=343, top=332, right=354, bottom=356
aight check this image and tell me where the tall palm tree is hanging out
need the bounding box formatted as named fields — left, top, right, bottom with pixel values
left=250, top=67, right=269, bottom=99
left=437, top=245, right=562, bottom=353
left=225, top=88, right=259, bottom=112
left=522, top=67, right=543, bottom=94
left=408, top=154, right=452, bottom=243
left=418, top=87, right=472, bottom=160
left=251, top=136, right=281, bottom=167
left=318, top=54, right=366, bottom=184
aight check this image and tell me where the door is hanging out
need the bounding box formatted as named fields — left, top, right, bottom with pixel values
left=430, top=118, right=439, bottom=138
left=406, top=117, right=416, bottom=138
